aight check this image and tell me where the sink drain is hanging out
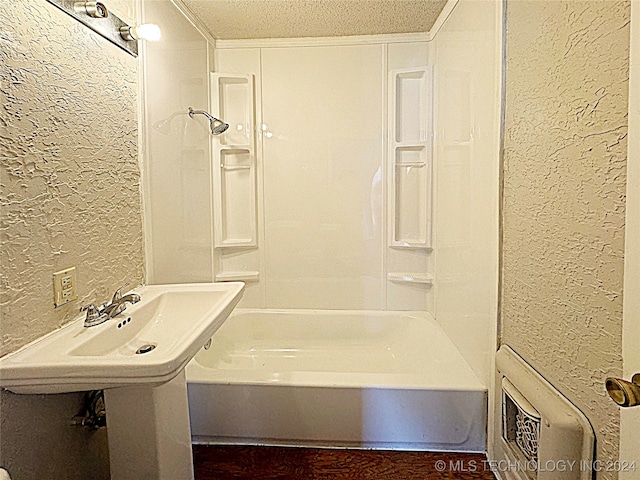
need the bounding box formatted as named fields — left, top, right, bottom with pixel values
left=136, top=344, right=156, bottom=355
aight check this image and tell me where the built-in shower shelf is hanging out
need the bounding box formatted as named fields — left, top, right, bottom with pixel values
left=387, top=273, right=433, bottom=285
left=215, top=240, right=256, bottom=248
left=389, top=244, right=433, bottom=251
left=215, top=271, right=260, bottom=282
left=214, top=243, right=256, bottom=249
left=221, top=144, right=255, bottom=149
left=395, top=142, right=430, bottom=148
left=388, top=67, right=432, bottom=250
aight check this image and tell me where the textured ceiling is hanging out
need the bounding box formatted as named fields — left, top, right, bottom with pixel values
left=180, top=0, right=449, bottom=40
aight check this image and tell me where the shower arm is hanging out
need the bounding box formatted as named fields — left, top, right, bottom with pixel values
left=188, top=107, right=219, bottom=123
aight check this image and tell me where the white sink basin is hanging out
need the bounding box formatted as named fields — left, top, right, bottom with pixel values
left=0, top=282, right=244, bottom=394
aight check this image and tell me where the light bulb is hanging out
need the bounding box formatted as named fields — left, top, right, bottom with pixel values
left=133, top=24, right=161, bottom=42
left=120, top=23, right=161, bottom=42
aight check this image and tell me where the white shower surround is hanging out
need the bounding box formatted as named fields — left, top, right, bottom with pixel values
left=143, top=0, right=499, bottom=379
left=142, top=0, right=501, bottom=453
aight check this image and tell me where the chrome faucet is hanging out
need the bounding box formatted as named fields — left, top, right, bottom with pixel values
left=102, top=293, right=141, bottom=318
left=81, top=284, right=141, bottom=327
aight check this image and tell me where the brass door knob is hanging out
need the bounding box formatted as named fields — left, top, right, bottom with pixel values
left=606, top=373, right=640, bottom=407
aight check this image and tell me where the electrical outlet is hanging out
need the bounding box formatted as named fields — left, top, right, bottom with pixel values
left=53, top=267, right=77, bottom=308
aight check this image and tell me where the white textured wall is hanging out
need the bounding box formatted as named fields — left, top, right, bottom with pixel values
left=0, top=0, right=144, bottom=356
left=0, top=0, right=143, bottom=477
left=501, top=1, right=629, bottom=477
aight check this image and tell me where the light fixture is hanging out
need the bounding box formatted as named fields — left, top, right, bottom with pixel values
left=73, top=1, right=108, bottom=18
left=47, top=0, right=145, bottom=56
left=119, top=24, right=161, bottom=42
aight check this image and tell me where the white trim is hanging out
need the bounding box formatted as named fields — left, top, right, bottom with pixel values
left=387, top=273, right=434, bottom=285
left=382, top=44, right=389, bottom=310
left=171, top=0, right=218, bottom=47
left=487, top=0, right=505, bottom=467
left=429, top=0, right=459, bottom=40
left=207, top=41, right=216, bottom=283
left=214, top=271, right=260, bottom=282
left=620, top=1, right=640, bottom=477
left=138, top=0, right=155, bottom=284
left=215, top=32, right=431, bottom=49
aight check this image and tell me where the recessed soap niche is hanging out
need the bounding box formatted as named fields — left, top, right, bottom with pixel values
left=215, top=75, right=253, bottom=147
left=212, top=73, right=259, bottom=282
left=388, top=68, right=432, bottom=250
left=394, top=146, right=430, bottom=246
left=395, top=70, right=428, bottom=144
left=386, top=67, right=433, bottom=310
left=215, top=148, right=256, bottom=247
left=215, top=246, right=260, bottom=283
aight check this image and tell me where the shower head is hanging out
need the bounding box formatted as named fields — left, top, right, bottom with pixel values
left=211, top=121, right=229, bottom=135
left=188, top=107, right=229, bottom=135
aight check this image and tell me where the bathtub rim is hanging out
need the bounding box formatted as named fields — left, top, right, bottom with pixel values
left=186, top=307, right=486, bottom=391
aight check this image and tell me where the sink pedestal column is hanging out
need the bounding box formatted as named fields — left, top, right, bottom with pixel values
left=104, top=370, right=194, bottom=480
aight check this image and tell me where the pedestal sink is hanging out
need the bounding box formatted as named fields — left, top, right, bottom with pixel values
left=0, top=282, right=244, bottom=480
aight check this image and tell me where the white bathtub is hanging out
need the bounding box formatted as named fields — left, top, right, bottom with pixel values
left=186, top=309, right=487, bottom=452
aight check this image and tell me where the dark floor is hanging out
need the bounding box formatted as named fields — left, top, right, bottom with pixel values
left=193, top=445, right=498, bottom=480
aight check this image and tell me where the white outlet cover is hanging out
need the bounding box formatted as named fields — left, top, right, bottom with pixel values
left=53, top=267, right=77, bottom=307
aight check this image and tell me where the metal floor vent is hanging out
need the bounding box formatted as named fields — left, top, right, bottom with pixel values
left=502, top=379, right=541, bottom=479
left=493, top=346, right=594, bottom=480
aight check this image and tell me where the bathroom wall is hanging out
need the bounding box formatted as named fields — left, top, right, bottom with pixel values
left=620, top=1, right=640, bottom=473
left=141, top=0, right=215, bottom=285
left=0, top=0, right=143, bottom=357
left=500, top=1, right=630, bottom=477
left=261, top=44, right=384, bottom=310
left=214, top=40, right=432, bottom=311
left=432, top=0, right=501, bottom=387
left=0, top=0, right=143, bottom=477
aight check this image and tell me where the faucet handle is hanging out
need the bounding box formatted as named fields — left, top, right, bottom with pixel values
left=80, top=303, right=109, bottom=327
left=111, top=283, right=130, bottom=303
left=81, top=303, right=100, bottom=317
